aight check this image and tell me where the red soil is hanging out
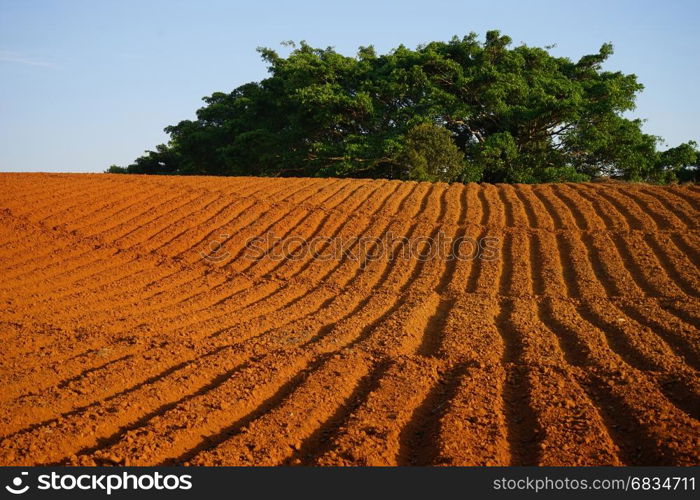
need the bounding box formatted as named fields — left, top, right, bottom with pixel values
left=0, top=173, right=698, bottom=466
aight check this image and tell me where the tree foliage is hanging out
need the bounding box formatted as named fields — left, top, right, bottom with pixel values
left=114, top=32, right=698, bottom=183
left=397, top=123, right=466, bottom=182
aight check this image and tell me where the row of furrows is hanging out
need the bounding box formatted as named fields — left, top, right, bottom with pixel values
left=0, top=258, right=696, bottom=394
left=4, top=178, right=429, bottom=296
left=0, top=304, right=696, bottom=468
left=0, top=176, right=326, bottom=287
left=1, top=197, right=697, bottom=330
left=184, top=230, right=699, bottom=467
left=155, top=185, right=466, bottom=466
left=0, top=176, right=696, bottom=462
left=2, top=179, right=697, bottom=280
left=0, top=175, right=339, bottom=297
left=0, top=179, right=344, bottom=353
left=2, top=180, right=696, bottom=334
left=0, top=180, right=348, bottom=348
left=5, top=290, right=694, bottom=465
left=0, top=181, right=437, bottom=414
left=2, top=177, right=698, bottom=251
left=496, top=194, right=699, bottom=465
left=18, top=294, right=686, bottom=467
left=0, top=180, right=454, bottom=464
left=0, top=179, right=410, bottom=380
left=1, top=180, right=697, bottom=411
left=0, top=178, right=416, bottom=326
left=1, top=190, right=696, bottom=327
left=2, top=180, right=696, bottom=410
left=0, top=179, right=422, bottom=347
left=179, top=179, right=668, bottom=463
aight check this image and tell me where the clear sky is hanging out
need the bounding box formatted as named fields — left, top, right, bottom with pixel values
left=1, top=0, right=698, bottom=172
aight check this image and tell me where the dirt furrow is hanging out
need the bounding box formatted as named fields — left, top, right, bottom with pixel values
left=1, top=174, right=698, bottom=467
left=0, top=183, right=436, bottom=433
left=541, top=299, right=700, bottom=465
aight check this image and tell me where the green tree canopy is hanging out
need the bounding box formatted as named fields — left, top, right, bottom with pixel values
left=115, top=31, right=698, bottom=183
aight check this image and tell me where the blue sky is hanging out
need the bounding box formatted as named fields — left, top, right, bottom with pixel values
left=1, top=0, right=698, bottom=172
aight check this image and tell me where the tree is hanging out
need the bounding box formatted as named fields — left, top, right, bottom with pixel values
left=105, top=165, right=127, bottom=174
left=116, top=32, right=698, bottom=184
left=397, top=123, right=466, bottom=182
left=652, top=141, right=699, bottom=183
left=123, top=144, right=182, bottom=175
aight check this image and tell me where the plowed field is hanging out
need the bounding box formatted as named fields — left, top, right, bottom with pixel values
left=0, top=173, right=698, bottom=466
